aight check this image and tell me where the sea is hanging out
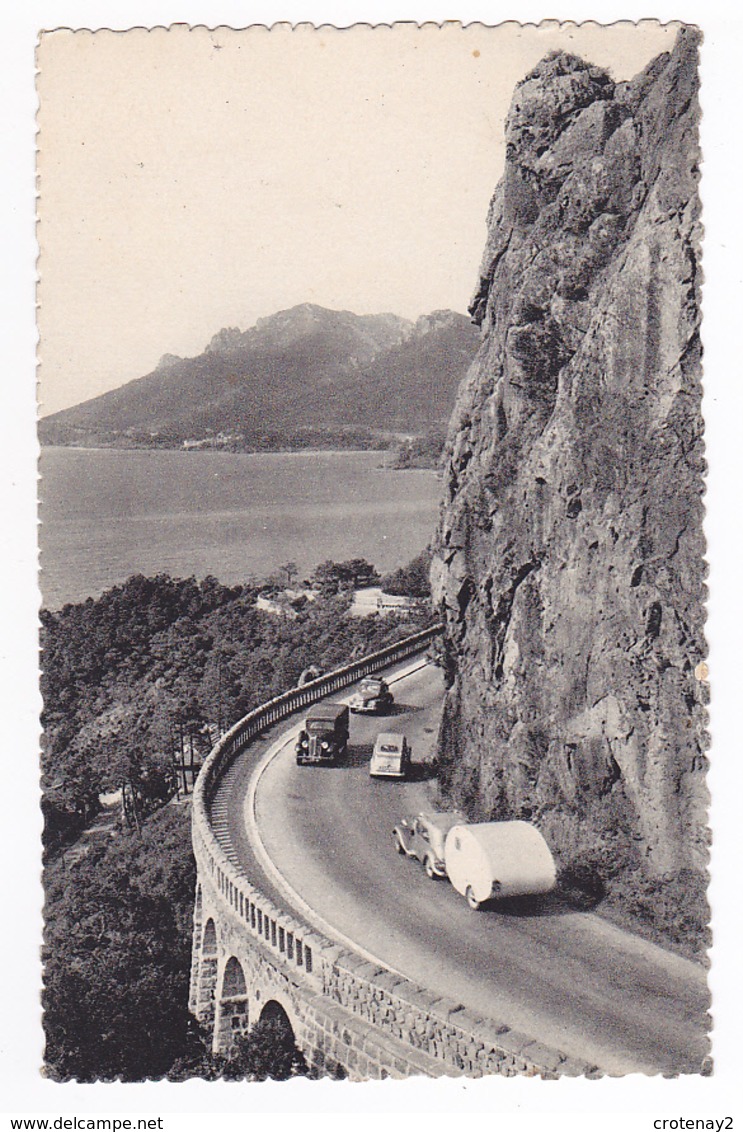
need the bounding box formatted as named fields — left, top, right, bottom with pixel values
left=38, top=447, right=444, bottom=611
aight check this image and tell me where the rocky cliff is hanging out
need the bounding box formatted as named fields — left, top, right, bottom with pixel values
left=431, top=28, right=707, bottom=882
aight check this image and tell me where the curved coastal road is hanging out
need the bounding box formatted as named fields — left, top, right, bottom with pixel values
left=216, top=662, right=710, bottom=1076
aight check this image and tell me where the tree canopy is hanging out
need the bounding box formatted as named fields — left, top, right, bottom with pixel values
left=380, top=549, right=432, bottom=598
left=42, top=565, right=435, bottom=1079
left=42, top=569, right=432, bottom=852
left=309, top=558, right=381, bottom=594
left=43, top=805, right=197, bottom=1081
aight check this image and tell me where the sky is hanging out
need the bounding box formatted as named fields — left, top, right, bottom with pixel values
left=37, top=20, right=680, bottom=415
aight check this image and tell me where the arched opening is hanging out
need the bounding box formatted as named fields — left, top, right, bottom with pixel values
left=222, top=956, right=247, bottom=998
left=188, top=885, right=205, bottom=1014
left=202, top=918, right=217, bottom=956
left=231, top=999, right=307, bottom=1079
left=194, top=918, right=219, bottom=1025
left=214, top=956, right=250, bottom=1053
left=258, top=1000, right=293, bottom=1035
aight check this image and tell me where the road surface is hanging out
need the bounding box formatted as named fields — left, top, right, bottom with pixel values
left=211, top=662, right=710, bottom=1076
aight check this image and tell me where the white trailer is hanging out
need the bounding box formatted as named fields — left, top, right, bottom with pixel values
left=444, top=821, right=557, bottom=909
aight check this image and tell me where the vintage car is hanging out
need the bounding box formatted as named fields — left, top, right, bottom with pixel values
left=295, top=702, right=350, bottom=765
left=349, top=676, right=394, bottom=714
left=392, top=810, right=463, bottom=878
left=370, top=732, right=411, bottom=778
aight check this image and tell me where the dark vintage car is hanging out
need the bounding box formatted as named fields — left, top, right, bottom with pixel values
left=349, top=676, right=394, bottom=714
left=392, top=810, right=463, bottom=878
left=295, top=702, right=350, bottom=765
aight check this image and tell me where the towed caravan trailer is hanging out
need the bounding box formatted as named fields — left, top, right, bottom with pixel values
left=444, top=820, right=557, bottom=910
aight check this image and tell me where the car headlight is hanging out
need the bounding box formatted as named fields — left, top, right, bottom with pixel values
left=301, top=738, right=308, bottom=748
left=320, top=741, right=329, bottom=750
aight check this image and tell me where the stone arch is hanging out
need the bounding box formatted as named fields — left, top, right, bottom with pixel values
left=259, top=999, right=294, bottom=1034
left=214, top=956, right=250, bottom=1054
left=202, top=918, right=217, bottom=955
left=257, top=1001, right=300, bottom=1068
left=256, top=999, right=322, bottom=1079
left=194, top=917, right=219, bottom=1025
left=252, top=984, right=301, bottom=1039
left=223, top=955, right=247, bottom=998
left=188, top=883, right=205, bottom=1014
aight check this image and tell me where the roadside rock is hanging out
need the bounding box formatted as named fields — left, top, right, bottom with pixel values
left=431, top=28, right=707, bottom=877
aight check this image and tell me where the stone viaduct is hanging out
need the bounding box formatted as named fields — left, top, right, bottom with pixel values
left=190, top=626, right=591, bottom=1079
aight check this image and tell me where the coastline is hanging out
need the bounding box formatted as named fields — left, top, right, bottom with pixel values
left=41, top=443, right=441, bottom=472
left=39, top=447, right=443, bottom=610
left=40, top=442, right=388, bottom=457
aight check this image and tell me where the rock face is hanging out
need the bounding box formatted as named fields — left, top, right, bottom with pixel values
left=431, top=29, right=706, bottom=878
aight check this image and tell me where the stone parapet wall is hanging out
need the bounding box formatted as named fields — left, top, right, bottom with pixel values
left=322, top=951, right=593, bottom=1077
left=298, top=994, right=445, bottom=1079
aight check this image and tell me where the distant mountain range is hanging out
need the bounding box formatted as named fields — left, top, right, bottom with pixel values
left=40, top=303, right=481, bottom=452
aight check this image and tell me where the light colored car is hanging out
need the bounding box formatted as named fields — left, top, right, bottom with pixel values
left=370, top=732, right=411, bottom=778
left=393, top=810, right=462, bottom=878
